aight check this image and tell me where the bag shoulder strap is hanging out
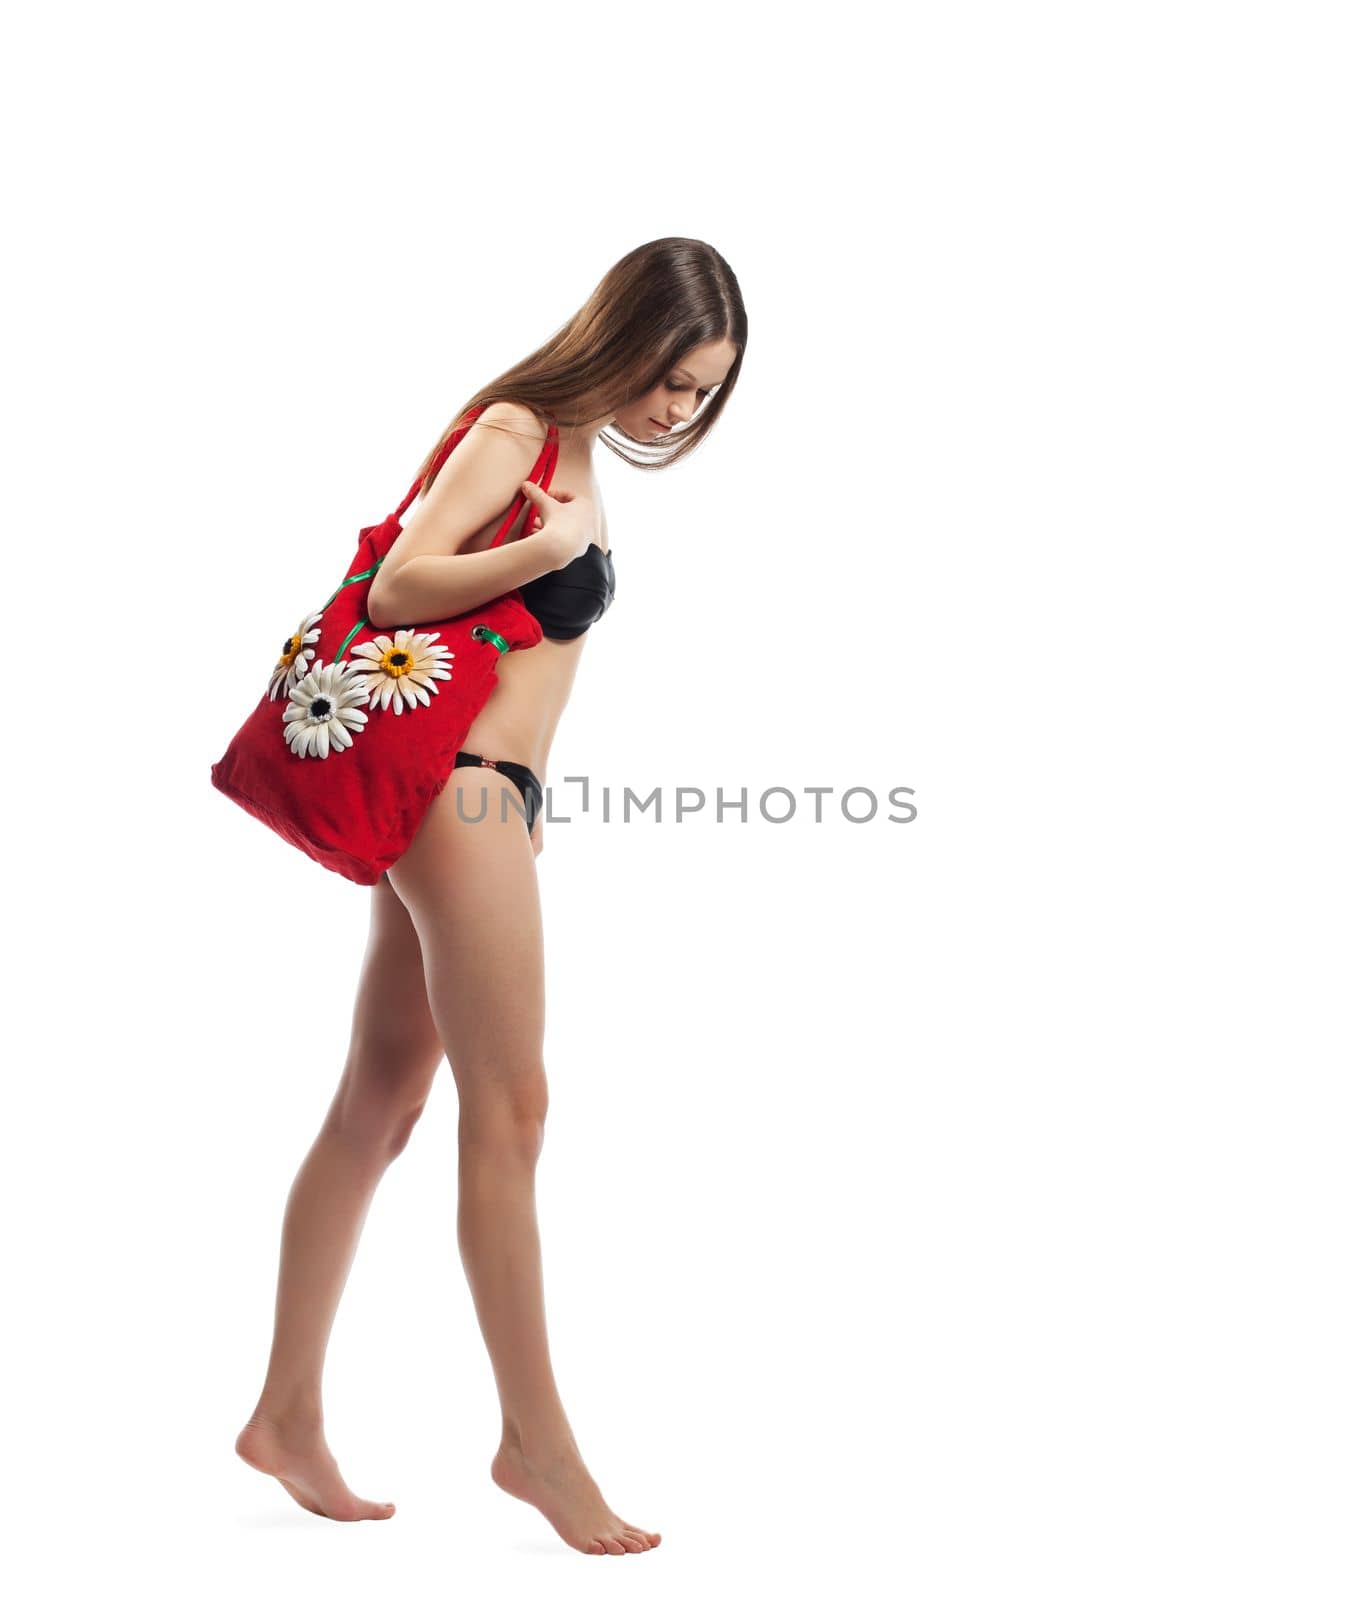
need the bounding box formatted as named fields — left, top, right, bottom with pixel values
left=391, top=403, right=560, bottom=549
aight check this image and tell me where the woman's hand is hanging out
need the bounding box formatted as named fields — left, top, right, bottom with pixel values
left=520, top=480, right=597, bottom=570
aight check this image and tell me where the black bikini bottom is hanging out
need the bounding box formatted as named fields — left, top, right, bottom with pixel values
left=453, top=749, right=544, bottom=835
left=380, top=751, right=543, bottom=885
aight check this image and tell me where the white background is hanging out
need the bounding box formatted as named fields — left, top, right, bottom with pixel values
left=6, top=2, right=1362, bottom=1595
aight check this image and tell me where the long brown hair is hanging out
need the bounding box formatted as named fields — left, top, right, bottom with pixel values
left=410, top=237, right=747, bottom=498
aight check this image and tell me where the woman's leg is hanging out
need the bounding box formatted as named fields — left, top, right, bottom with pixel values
left=387, top=768, right=660, bottom=1556
left=235, top=872, right=445, bottom=1520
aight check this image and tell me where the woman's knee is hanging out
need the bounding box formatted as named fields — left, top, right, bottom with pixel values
left=328, top=1050, right=442, bottom=1158
left=456, top=1067, right=550, bottom=1158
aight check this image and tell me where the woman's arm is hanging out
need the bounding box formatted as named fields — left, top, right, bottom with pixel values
left=371, top=540, right=552, bottom=630
left=368, top=402, right=560, bottom=629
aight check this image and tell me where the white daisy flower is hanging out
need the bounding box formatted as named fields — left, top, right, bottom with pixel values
left=282, top=661, right=371, bottom=759
left=348, top=629, right=455, bottom=715
left=268, top=610, right=325, bottom=701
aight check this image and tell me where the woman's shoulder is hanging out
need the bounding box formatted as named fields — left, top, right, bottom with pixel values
left=473, top=399, right=551, bottom=446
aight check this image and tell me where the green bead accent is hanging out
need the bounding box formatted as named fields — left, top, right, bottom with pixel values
left=333, top=618, right=368, bottom=664
left=471, top=625, right=510, bottom=654
left=319, top=557, right=383, bottom=615
left=318, top=557, right=386, bottom=664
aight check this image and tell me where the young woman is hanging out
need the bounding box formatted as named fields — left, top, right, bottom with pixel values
left=234, top=238, right=745, bottom=1556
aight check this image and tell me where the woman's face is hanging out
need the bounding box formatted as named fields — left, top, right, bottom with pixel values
left=615, top=338, right=738, bottom=442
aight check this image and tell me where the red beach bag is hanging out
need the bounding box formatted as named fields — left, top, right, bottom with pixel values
left=210, top=405, right=558, bottom=885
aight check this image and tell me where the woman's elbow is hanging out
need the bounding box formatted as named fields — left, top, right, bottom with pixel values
left=366, top=570, right=401, bottom=631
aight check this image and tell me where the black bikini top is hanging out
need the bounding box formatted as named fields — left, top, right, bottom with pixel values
left=516, top=540, right=615, bottom=640
left=511, top=417, right=615, bottom=639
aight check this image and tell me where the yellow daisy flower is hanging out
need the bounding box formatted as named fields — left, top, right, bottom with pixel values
left=268, top=610, right=325, bottom=701
left=348, top=629, right=455, bottom=714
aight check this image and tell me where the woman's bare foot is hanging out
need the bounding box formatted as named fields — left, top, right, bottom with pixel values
left=491, top=1440, right=661, bottom=1555
left=235, top=1413, right=396, bottom=1521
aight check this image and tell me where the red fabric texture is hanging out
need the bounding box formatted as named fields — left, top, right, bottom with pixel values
left=210, top=405, right=558, bottom=885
